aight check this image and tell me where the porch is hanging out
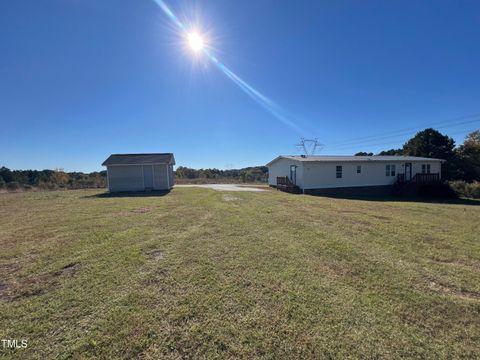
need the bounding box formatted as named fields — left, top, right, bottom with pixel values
left=275, top=176, right=302, bottom=194
left=396, top=172, right=441, bottom=184
left=393, top=172, right=441, bottom=196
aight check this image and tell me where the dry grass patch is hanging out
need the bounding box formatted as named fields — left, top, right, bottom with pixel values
left=0, top=261, right=80, bottom=302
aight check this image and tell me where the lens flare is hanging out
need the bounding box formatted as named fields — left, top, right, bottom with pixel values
left=152, top=0, right=307, bottom=136
left=187, top=32, right=204, bottom=52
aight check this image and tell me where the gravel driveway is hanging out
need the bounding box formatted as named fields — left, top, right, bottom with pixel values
left=175, top=184, right=266, bottom=192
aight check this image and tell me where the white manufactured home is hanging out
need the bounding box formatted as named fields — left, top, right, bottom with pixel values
left=267, top=155, right=444, bottom=195
left=102, top=153, right=175, bottom=192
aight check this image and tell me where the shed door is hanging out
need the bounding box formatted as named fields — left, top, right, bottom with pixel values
left=143, top=165, right=154, bottom=188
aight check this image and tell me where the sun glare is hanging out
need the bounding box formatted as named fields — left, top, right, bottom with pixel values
left=187, top=32, right=204, bottom=52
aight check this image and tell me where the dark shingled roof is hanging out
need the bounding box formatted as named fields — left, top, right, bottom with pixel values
left=102, top=153, right=175, bottom=166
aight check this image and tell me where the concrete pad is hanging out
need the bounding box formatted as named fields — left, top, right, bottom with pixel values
left=175, top=184, right=266, bottom=192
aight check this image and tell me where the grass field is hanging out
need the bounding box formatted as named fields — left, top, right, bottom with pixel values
left=1, top=188, right=479, bottom=359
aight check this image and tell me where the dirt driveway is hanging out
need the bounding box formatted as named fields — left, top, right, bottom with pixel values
left=175, top=184, right=266, bottom=192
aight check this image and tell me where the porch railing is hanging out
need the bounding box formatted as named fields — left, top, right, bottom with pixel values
left=396, top=173, right=440, bottom=184
left=276, top=176, right=301, bottom=193
left=412, top=173, right=440, bottom=183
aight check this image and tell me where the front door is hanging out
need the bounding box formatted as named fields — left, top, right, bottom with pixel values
left=290, top=165, right=297, bottom=185
left=143, top=165, right=154, bottom=189
left=405, top=163, right=412, bottom=181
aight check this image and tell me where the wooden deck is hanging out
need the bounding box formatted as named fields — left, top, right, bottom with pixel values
left=275, top=176, right=302, bottom=194
left=397, top=173, right=440, bottom=184
left=393, top=172, right=441, bottom=195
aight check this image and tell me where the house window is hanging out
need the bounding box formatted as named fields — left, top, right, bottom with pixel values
left=336, top=165, right=342, bottom=178
left=357, top=165, right=361, bottom=174
left=422, top=164, right=431, bottom=174
left=386, top=164, right=396, bottom=176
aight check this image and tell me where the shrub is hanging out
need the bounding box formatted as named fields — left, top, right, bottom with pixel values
left=449, top=180, right=467, bottom=195
left=0, top=177, right=5, bottom=189
left=449, top=180, right=480, bottom=199
left=470, top=182, right=480, bottom=199
left=6, top=181, right=20, bottom=191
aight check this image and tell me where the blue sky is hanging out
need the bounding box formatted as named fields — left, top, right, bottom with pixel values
left=1, top=0, right=479, bottom=172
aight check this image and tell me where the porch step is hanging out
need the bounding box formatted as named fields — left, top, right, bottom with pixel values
left=276, top=176, right=302, bottom=194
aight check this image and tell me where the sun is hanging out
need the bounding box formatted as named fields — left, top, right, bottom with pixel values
left=187, top=32, right=204, bottom=52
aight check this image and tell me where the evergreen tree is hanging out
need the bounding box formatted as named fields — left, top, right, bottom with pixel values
left=403, top=128, right=457, bottom=179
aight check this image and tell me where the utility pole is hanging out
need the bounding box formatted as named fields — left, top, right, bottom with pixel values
left=295, top=138, right=323, bottom=155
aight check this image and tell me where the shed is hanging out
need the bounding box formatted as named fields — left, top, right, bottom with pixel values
left=102, top=153, right=175, bottom=192
left=266, top=155, right=445, bottom=195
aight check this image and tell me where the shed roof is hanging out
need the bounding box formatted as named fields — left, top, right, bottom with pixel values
left=266, top=155, right=444, bottom=166
left=102, top=153, right=175, bottom=166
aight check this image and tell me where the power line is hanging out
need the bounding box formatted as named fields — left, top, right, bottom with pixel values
left=325, top=128, right=478, bottom=153
left=325, top=117, right=480, bottom=150
left=326, top=118, right=480, bottom=150
left=326, top=113, right=480, bottom=147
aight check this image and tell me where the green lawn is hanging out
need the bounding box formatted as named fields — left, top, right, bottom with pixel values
left=1, top=188, right=479, bottom=359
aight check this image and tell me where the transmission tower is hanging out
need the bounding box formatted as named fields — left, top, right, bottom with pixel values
left=295, top=138, right=324, bottom=155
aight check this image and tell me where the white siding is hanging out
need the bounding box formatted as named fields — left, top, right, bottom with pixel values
left=107, top=165, right=144, bottom=192
left=302, top=162, right=397, bottom=189
left=153, top=164, right=169, bottom=190
left=411, top=161, right=441, bottom=177
left=302, top=160, right=442, bottom=189
left=268, top=158, right=443, bottom=190
left=268, top=158, right=304, bottom=188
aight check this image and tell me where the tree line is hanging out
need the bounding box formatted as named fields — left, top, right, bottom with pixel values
left=175, top=166, right=268, bottom=183
left=0, top=165, right=268, bottom=191
left=0, top=168, right=107, bottom=191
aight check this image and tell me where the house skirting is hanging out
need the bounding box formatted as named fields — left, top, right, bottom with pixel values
left=303, top=185, right=393, bottom=196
